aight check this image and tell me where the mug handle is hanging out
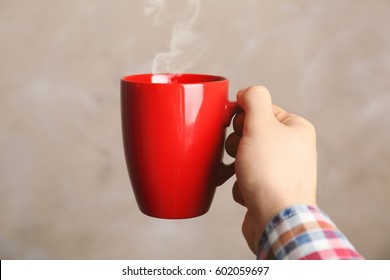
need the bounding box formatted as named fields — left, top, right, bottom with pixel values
left=216, top=101, right=242, bottom=186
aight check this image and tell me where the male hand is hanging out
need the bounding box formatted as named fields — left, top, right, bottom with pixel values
left=225, top=86, right=318, bottom=253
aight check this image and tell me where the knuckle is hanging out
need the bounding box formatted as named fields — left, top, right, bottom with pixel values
left=245, top=85, right=270, bottom=95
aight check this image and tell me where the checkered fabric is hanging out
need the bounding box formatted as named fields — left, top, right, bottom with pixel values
left=257, top=205, right=364, bottom=260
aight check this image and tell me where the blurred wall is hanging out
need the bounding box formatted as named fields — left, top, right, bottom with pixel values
left=1, top=0, right=389, bottom=259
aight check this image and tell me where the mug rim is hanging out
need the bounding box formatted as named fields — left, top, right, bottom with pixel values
left=121, top=73, right=227, bottom=85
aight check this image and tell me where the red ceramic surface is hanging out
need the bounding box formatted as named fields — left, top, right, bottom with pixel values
left=121, top=74, right=239, bottom=219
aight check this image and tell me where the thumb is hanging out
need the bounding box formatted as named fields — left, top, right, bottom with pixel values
left=237, top=86, right=274, bottom=134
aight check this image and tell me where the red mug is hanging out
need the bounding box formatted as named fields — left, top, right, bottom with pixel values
left=121, top=73, right=240, bottom=219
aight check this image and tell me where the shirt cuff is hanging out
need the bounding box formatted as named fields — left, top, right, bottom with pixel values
left=257, top=205, right=364, bottom=260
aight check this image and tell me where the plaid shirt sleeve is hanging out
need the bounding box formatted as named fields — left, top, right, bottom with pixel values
left=257, top=205, right=364, bottom=260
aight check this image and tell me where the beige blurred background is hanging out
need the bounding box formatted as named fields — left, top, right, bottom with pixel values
left=1, top=0, right=389, bottom=259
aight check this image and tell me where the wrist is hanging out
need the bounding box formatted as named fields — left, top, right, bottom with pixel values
left=248, top=201, right=319, bottom=253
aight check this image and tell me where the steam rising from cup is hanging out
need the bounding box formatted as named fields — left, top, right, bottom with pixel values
left=144, top=0, right=206, bottom=74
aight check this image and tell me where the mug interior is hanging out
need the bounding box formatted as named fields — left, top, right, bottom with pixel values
left=122, top=73, right=226, bottom=84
